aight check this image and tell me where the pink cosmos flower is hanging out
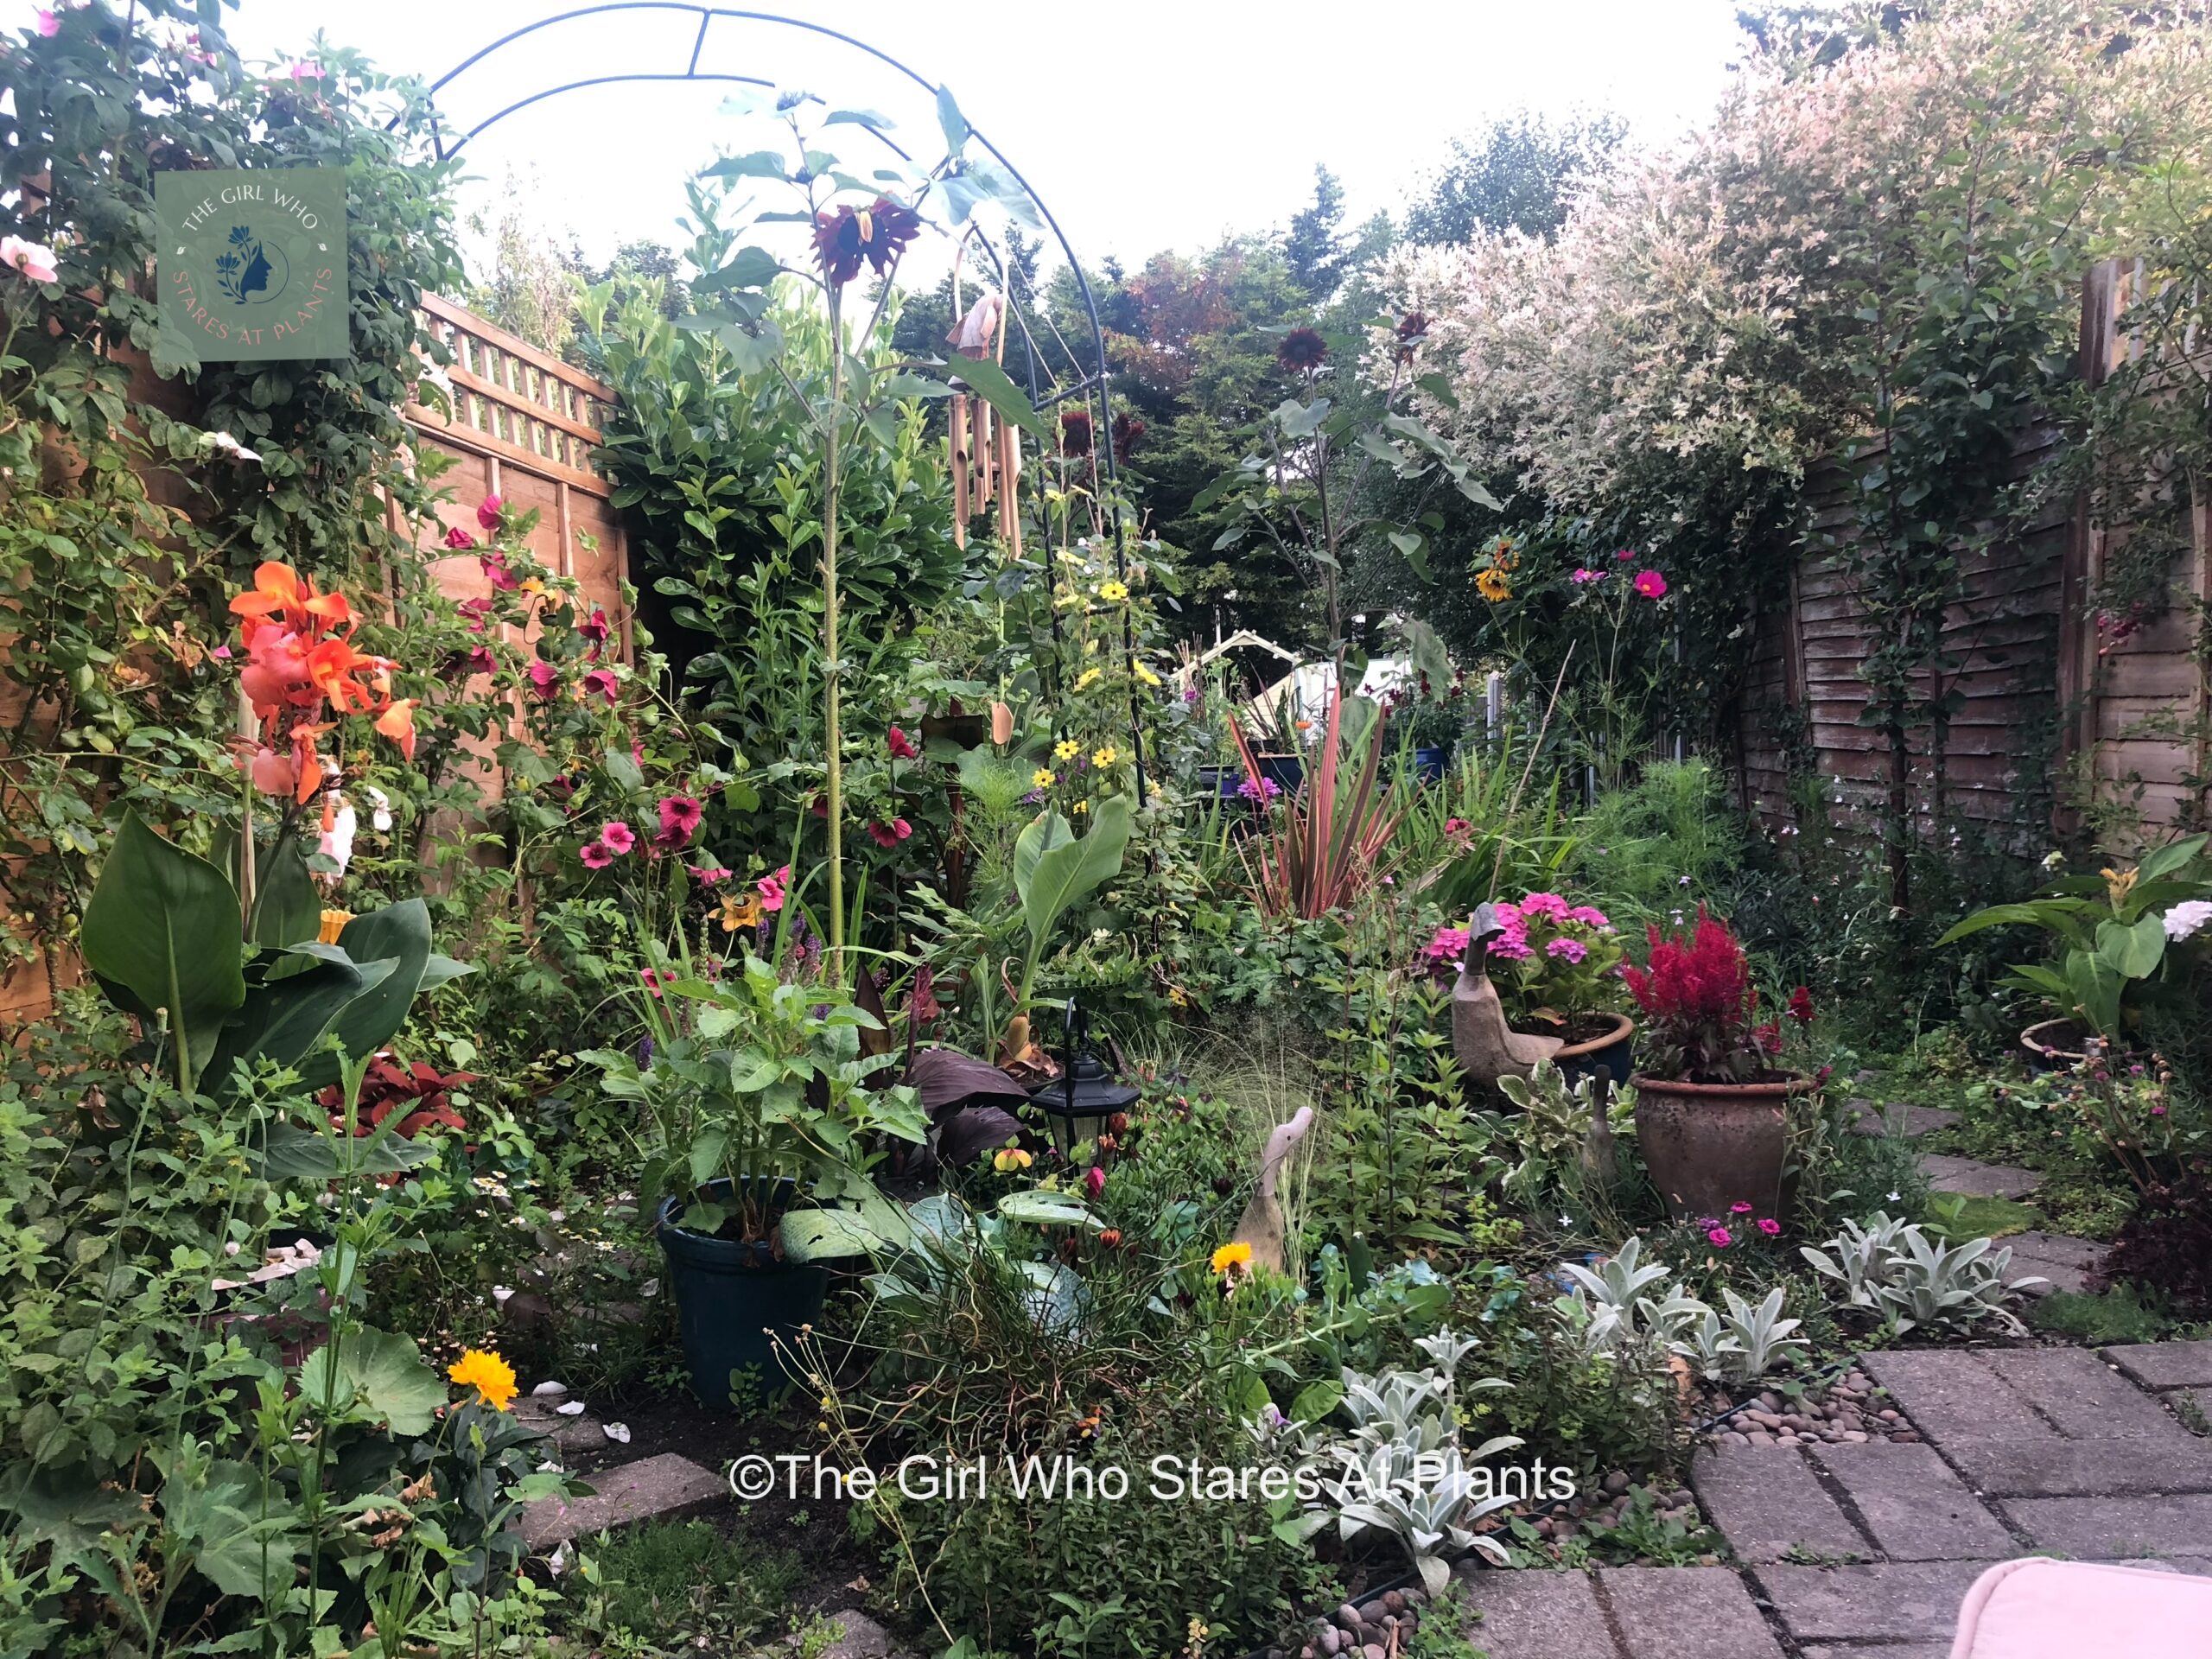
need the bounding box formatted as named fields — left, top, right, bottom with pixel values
left=526, top=661, right=560, bottom=699
left=758, top=865, right=790, bottom=912
left=1757, top=1217, right=1782, bottom=1236
left=579, top=840, right=613, bottom=869
left=1084, top=1166, right=1106, bottom=1199
left=1707, top=1227, right=1732, bottom=1248
left=0, top=235, right=58, bottom=283
left=1614, top=548, right=1636, bottom=560
left=1570, top=568, right=1601, bottom=584
left=476, top=494, right=504, bottom=531
left=658, top=796, right=702, bottom=840
left=598, top=821, right=637, bottom=855
left=582, top=669, right=620, bottom=705
left=1633, top=570, right=1669, bottom=599
left=442, top=525, right=476, bottom=551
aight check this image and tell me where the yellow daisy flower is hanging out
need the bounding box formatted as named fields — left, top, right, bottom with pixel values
left=1097, top=580, right=1129, bottom=602
left=1053, top=739, right=1080, bottom=761
left=1133, top=662, right=1161, bottom=688
left=1033, top=768, right=1058, bottom=790
left=448, top=1347, right=518, bottom=1413
left=1074, top=668, right=1103, bottom=691
left=1071, top=800, right=1090, bottom=815
left=1092, top=746, right=1119, bottom=768
left=1210, top=1241, right=1253, bottom=1275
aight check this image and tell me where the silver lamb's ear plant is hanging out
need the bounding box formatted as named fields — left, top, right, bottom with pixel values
left=1803, top=1213, right=2041, bottom=1336
left=1294, top=1329, right=1525, bottom=1596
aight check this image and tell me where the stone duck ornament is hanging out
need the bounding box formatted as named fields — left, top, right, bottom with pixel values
left=1451, top=902, right=1564, bottom=1084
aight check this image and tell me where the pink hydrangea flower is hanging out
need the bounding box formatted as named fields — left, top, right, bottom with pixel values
left=1567, top=905, right=1611, bottom=927
left=1546, top=936, right=1588, bottom=963
left=1519, top=892, right=1571, bottom=920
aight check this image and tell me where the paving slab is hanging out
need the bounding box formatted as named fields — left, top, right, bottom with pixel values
left=520, top=1452, right=728, bottom=1548
left=1980, top=1347, right=2184, bottom=1440
left=1751, top=1560, right=1998, bottom=1643
left=1453, top=1567, right=1617, bottom=1659
left=1858, top=1351, right=2055, bottom=1446
left=1800, top=1648, right=1953, bottom=1659
left=2001, top=1493, right=2212, bottom=1558
left=2106, top=1339, right=2212, bottom=1392
left=1807, top=1440, right=2018, bottom=1560
left=1599, top=1567, right=1784, bottom=1659
left=1942, top=1435, right=2212, bottom=1497
left=1920, top=1154, right=2043, bottom=1199
left=1690, top=1445, right=1867, bottom=1565
left=801, top=1612, right=914, bottom=1658
left=1846, top=1098, right=1960, bottom=1138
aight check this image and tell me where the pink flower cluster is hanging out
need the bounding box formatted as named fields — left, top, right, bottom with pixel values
left=1486, top=893, right=1610, bottom=962
left=580, top=794, right=702, bottom=867
left=1700, top=1204, right=1784, bottom=1248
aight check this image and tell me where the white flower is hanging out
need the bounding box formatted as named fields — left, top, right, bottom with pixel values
left=319, top=799, right=356, bottom=875
left=2162, top=900, right=2212, bottom=943
left=365, top=785, right=392, bottom=834
left=205, top=429, right=262, bottom=464
left=603, top=1421, right=631, bottom=1445
left=1887, top=1191, right=1902, bottom=1203
left=545, top=1541, right=569, bottom=1576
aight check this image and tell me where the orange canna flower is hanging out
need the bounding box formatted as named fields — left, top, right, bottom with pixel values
left=228, top=561, right=315, bottom=631
left=373, top=698, right=417, bottom=761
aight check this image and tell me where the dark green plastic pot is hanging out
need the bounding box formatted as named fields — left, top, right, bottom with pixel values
left=656, top=1180, right=829, bottom=1410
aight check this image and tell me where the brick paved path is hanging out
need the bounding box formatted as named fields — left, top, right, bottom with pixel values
left=1454, top=1341, right=2212, bottom=1656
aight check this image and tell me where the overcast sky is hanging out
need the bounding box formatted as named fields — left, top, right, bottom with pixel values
left=14, top=1, right=1749, bottom=273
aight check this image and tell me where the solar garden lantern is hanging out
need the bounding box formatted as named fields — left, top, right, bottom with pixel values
left=1028, top=999, right=1140, bottom=1158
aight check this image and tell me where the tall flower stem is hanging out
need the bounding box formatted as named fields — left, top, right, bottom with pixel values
left=821, top=284, right=846, bottom=983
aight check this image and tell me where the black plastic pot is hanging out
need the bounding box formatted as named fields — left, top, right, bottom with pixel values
left=1257, top=753, right=1305, bottom=794
left=1553, top=1014, right=1637, bottom=1095
left=656, top=1181, right=829, bottom=1411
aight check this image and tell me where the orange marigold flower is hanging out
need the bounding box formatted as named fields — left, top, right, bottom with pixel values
left=447, top=1347, right=518, bottom=1412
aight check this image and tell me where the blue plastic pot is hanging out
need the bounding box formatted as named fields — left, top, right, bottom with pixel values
left=1412, top=744, right=1452, bottom=783
left=656, top=1180, right=829, bottom=1410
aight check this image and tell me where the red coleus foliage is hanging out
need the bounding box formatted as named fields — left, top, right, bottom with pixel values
left=320, top=1057, right=475, bottom=1139
left=1620, top=906, right=1783, bottom=1083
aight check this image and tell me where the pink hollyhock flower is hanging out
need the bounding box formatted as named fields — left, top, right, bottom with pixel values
left=457, top=595, right=493, bottom=632
left=758, top=864, right=790, bottom=912
left=689, top=863, right=732, bottom=884
left=476, top=494, right=504, bottom=531
left=639, top=967, right=664, bottom=997
left=598, top=820, right=636, bottom=855
left=442, top=525, right=476, bottom=550
left=480, top=550, right=518, bottom=592
left=579, top=840, right=613, bottom=869
left=464, top=645, right=497, bottom=677
left=658, top=796, right=702, bottom=840
left=0, top=235, right=58, bottom=283
left=867, top=821, right=899, bottom=848
left=1757, top=1217, right=1782, bottom=1236
left=1633, top=569, right=1669, bottom=599
left=1546, top=936, right=1588, bottom=963
left=887, top=725, right=918, bottom=760
left=578, top=607, right=610, bottom=657
left=1707, top=1227, right=1732, bottom=1248
left=526, top=661, right=560, bottom=698
left=582, top=669, right=620, bottom=704
left=1084, top=1166, right=1106, bottom=1199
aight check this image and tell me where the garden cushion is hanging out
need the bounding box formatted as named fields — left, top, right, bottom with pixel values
left=1949, top=1558, right=2212, bottom=1658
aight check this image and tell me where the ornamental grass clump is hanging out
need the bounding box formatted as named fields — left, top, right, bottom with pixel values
left=1620, top=907, right=1782, bottom=1084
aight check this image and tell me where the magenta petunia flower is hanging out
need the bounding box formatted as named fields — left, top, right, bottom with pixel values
left=526, top=660, right=560, bottom=699
left=480, top=550, right=518, bottom=592
left=887, top=725, right=918, bottom=760
left=599, top=821, right=636, bottom=855
left=582, top=669, right=620, bottom=705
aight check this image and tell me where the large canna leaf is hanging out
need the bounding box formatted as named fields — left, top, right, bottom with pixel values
left=1014, top=794, right=1135, bottom=956
left=294, top=899, right=442, bottom=1088
left=80, top=811, right=246, bottom=1092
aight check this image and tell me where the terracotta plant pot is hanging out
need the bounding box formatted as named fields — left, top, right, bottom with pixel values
left=1553, top=1014, right=1636, bottom=1094
left=2020, top=1018, right=2090, bottom=1073
left=1630, top=1072, right=1810, bottom=1220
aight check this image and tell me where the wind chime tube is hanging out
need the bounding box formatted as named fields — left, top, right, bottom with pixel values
left=999, top=417, right=1022, bottom=563
left=974, top=397, right=995, bottom=511
left=950, top=392, right=970, bottom=547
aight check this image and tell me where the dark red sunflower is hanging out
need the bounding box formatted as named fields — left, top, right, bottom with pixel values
left=810, top=197, right=923, bottom=288
left=1277, top=327, right=1328, bottom=373
left=1395, top=310, right=1429, bottom=363
left=1110, top=411, right=1146, bottom=463
left=1058, top=408, right=1094, bottom=457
